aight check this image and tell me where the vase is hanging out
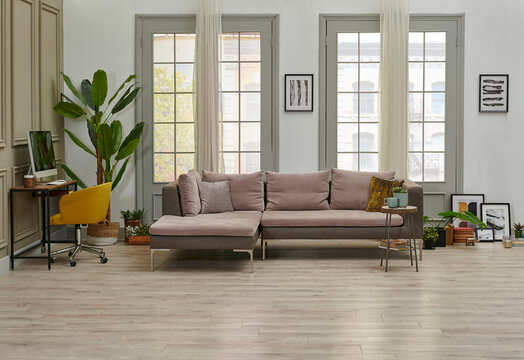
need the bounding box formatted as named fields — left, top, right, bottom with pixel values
left=394, top=193, right=408, bottom=207
left=86, top=222, right=120, bottom=245
left=515, top=230, right=522, bottom=238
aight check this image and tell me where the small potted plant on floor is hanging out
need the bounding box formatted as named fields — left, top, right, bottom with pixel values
left=121, top=209, right=145, bottom=241
left=514, top=223, right=524, bottom=238
left=125, top=223, right=150, bottom=245
left=423, top=216, right=439, bottom=250
left=392, top=187, right=408, bottom=207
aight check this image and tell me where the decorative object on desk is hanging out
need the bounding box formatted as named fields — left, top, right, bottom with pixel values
left=450, top=194, right=485, bottom=228
left=513, top=222, right=523, bottom=238
left=23, top=175, right=37, bottom=188
left=121, top=209, right=145, bottom=241
left=366, top=177, right=404, bottom=212
left=284, top=74, right=313, bottom=112
left=479, top=74, right=508, bottom=113
left=475, top=227, right=495, bottom=242
left=125, top=223, right=150, bottom=245
left=392, top=186, right=408, bottom=207
left=466, top=238, right=476, bottom=246
left=454, top=227, right=474, bottom=243
left=503, top=236, right=513, bottom=248
left=480, top=203, right=511, bottom=240
left=53, top=70, right=144, bottom=245
left=384, top=197, right=398, bottom=208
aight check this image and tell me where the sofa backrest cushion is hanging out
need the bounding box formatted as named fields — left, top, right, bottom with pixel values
left=177, top=169, right=201, bottom=216
left=330, top=169, right=396, bottom=210
left=197, top=180, right=234, bottom=214
left=202, top=170, right=264, bottom=211
left=265, top=171, right=330, bottom=211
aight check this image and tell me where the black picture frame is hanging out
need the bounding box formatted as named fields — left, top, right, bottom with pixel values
left=479, top=74, right=509, bottom=113
left=480, top=203, right=511, bottom=240
left=475, top=228, right=495, bottom=242
left=450, top=194, right=485, bottom=228
left=284, top=74, right=314, bottom=112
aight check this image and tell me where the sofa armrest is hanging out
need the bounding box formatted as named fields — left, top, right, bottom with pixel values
left=162, top=181, right=182, bottom=217
left=402, top=179, right=423, bottom=239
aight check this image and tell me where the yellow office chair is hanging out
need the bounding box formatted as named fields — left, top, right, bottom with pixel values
left=50, top=182, right=112, bottom=266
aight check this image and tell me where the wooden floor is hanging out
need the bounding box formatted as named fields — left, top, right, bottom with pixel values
left=1, top=240, right=524, bottom=359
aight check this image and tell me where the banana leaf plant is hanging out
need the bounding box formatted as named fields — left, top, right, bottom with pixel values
left=53, top=69, right=143, bottom=221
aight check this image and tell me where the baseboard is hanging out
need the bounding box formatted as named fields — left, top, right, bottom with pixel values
left=0, top=254, right=9, bottom=275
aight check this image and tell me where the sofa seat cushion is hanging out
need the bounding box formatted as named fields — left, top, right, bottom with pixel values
left=150, top=211, right=262, bottom=237
left=261, top=210, right=403, bottom=228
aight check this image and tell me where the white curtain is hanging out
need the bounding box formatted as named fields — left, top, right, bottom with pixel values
left=194, top=0, right=222, bottom=172
left=378, top=0, right=409, bottom=178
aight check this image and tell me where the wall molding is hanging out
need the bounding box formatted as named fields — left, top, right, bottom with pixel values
left=0, top=169, right=7, bottom=251
left=0, top=0, right=6, bottom=148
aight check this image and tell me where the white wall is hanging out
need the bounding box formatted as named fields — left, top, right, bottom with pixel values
left=63, top=0, right=524, bottom=224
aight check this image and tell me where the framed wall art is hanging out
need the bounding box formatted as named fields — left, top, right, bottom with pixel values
left=475, top=228, right=495, bottom=242
left=480, top=203, right=511, bottom=240
left=285, top=74, right=313, bottom=112
left=450, top=194, right=485, bottom=228
left=479, top=74, right=509, bottom=112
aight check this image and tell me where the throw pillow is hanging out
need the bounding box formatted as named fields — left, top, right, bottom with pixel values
left=198, top=180, right=234, bottom=214
left=177, top=169, right=201, bottom=216
left=365, top=176, right=405, bottom=212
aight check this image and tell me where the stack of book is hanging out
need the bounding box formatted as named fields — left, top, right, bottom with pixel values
left=379, top=239, right=409, bottom=251
left=454, top=227, right=474, bottom=243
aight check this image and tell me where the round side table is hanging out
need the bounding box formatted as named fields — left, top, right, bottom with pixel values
left=380, top=205, right=418, bottom=272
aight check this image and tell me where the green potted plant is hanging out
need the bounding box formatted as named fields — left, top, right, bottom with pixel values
left=514, top=223, right=524, bottom=238
left=125, top=223, right=150, bottom=245
left=423, top=219, right=439, bottom=250
left=121, top=209, right=145, bottom=241
left=392, top=187, right=408, bottom=207
left=53, top=70, right=143, bottom=245
left=423, top=211, right=488, bottom=247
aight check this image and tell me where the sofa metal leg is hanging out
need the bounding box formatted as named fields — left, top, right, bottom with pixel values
left=262, top=239, right=266, bottom=261
left=234, top=249, right=254, bottom=273
left=150, top=249, right=170, bottom=272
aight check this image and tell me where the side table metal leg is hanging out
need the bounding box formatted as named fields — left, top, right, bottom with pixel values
left=411, top=216, right=418, bottom=272
left=385, top=214, right=391, bottom=272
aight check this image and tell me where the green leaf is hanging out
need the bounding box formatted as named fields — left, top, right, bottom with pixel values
left=86, top=120, right=97, bottom=149
left=111, top=87, right=140, bottom=115
left=81, top=79, right=96, bottom=111
left=108, top=74, right=137, bottom=105
left=115, top=122, right=144, bottom=160
left=53, top=101, right=85, bottom=118
left=111, top=158, right=129, bottom=190
left=61, top=165, right=87, bottom=189
left=91, top=111, right=103, bottom=129
left=96, top=123, right=113, bottom=162
left=61, top=72, right=87, bottom=106
left=110, top=120, right=122, bottom=155
left=91, top=69, right=108, bottom=107
left=64, top=129, right=96, bottom=157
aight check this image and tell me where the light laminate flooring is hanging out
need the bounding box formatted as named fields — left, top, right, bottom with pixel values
left=1, top=240, right=524, bottom=360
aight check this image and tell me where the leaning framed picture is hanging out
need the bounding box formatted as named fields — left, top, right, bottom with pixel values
left=285, top=74, right=313, bottom=112
left=450, top=194, right=485, bottom=228
left=475, top=228, right=495, bottom=242
left=480, top=203, right=511, bottom=240
left=479, top=74, right=509, bottom=112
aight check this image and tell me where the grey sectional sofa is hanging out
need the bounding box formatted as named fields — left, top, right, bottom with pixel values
left=149, top=169, right=423, bottom=272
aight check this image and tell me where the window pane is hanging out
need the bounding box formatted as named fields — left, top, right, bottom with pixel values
left=424, top=123, right=445, bottom=151
left=175, top=34, right=195, bottom=63
left=176, top=153, right=194, bottom=178
left=240, top=123, right=260, bottom=151
left=176, top=64, right=193, bottom=92
left=408, top=32, right=424, bottom=61
left=360, top=153, right=378, bottom=172
left=408, top=153, right=423, bottom=181
left=175, top=124, right=194, bottom=152
left=425, top=92, right=445, bottom=121
left=240, top=63, right=260, bottom=91
left=221, top=33, right=238, bottom=61
left=221, top=63, right=239, bottom=91
left=337, top=93, right=358, bottom=122
left=425, top=32, right=446, bottom=61
left=176, top=94, right=194, bottom=122
left=222, top=122, right=239, bottom=151
left=360, top=33, right=380, bottom=62
left=240, top=32, right=260, bottom=61
left=154, top=64, right=174, bottom=92
left=424, top=153, right=444, bottom=181
left=338, top=33, right=358, bottom=62
left=154, top=94, right=174, bottom=123
left=409, top=62, right=423, bottom=92
left=337, top=123, right=358, bottom=152
left=409, top=123, right=422, bottom=151
left=154, top=34, right=174, bottom=63
left=241, top=152, right=260, bottom=173
left=360, top=123, right=378, bottom=152
left=154, top=124, right=174, bottom=152
left=240, top=93, right=260, bottom=122
left=360, top=63, right=379, bottom=91
left=338, top=63, right=358, bottom=92
left=154, top=154, right=174, bottom=183
left=338, top=153, right=358, bottom=171
left=409, top=92, right=423, bottom=122
left=221, top=93, right=239, bottom=122
left=222, top=152, right=239, bottom=174
left=360, top=93, right=378, bottom=121
left=425, top=62, right=445, bottom=91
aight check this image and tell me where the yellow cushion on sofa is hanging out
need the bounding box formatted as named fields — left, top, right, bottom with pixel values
left=365, top=177, right=404, bottom=212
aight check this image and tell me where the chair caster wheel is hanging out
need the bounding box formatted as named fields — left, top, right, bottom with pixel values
left=100, top=257, right=108, bottom=264
left=70, top=260, right=76, bottom=267
left=51, top=257, right=56, bottom=263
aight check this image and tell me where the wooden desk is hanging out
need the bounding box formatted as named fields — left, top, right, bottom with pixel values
left=10, top=181, right=77, bottom=270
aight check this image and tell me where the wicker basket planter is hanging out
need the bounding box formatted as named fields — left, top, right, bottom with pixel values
left=86, top=222, right=120, bottom=246
left=128, top=235, right=150, bottom=245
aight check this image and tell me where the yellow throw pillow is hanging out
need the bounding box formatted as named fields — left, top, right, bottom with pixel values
left=365, top=176, right=405, bottom=212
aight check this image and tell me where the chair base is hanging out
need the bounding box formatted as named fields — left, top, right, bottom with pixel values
left=51, top=226, right=108, bottom=267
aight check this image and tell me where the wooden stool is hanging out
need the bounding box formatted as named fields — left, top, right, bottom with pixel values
left=466, top=238, right=476, bottom=246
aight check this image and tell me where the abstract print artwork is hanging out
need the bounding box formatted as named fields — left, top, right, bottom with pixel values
left=480, top=203, right=511, bottom=240
left=450, top=194, right=485, bottom=228
left=285, top=74, right=313, bottom=112
left=479, top=74, right=509, bottom=112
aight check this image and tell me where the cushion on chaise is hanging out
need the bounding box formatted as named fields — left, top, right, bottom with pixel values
left=177, top=169, right=201, bottom=216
